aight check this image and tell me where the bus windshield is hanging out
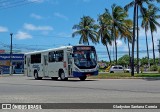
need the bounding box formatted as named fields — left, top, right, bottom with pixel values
left=73, top=46, right=97, bottom=69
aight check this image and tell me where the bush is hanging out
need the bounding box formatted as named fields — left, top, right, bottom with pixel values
left=150, top=65, right=158, bottom=71
left=158, top=68, right=160, bottom=73
left=140, top=67, right=144, bottom=73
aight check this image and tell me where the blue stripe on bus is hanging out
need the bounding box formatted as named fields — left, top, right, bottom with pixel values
left=73, top=70, right=98, bottom=77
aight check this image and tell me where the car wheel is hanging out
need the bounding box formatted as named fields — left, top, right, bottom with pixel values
left=110, top=71, right=114, bottom=73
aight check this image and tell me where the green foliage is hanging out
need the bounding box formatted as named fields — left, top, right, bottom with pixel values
left=89, top=73, right=160, bottom=79
left=158, top=68, right=160, bottom=73
left=140, top=67, right=144, bottom=73
left=72, top=16, right=98, bottom=45
left=117, top=55, right=130, bottom=66
left=140, top=57, right=148, bottom=65
left=150, top=65, right=158, bottom=71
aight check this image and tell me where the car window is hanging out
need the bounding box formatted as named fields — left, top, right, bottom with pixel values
left=113, top=67, right=117, bottom=69
left=119, top=67, right=123, bottom=69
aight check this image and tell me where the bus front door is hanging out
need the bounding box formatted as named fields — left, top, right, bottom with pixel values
left=26, top=57, right=31, bottom=76
left=67, top=53, right=72, bottom=76
left=43, top=55, right=48, bottom=77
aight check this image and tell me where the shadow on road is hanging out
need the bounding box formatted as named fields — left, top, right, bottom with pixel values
left=27, top=78, right=98, bottom=82
left=142, top=78, right=160, bottom=81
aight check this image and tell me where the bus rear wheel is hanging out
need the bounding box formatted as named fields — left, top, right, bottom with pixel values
left=79, top=76, right=87, bottom=81
left=34, top=71, right=42, bottom=80
left=60, top=71, right=68, bottom=81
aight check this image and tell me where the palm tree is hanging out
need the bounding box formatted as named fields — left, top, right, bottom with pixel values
left=97, top=13, right=113, bottom=64
left=140, top=7, right=150, bottom=68
left=72, top=16, right=98, bottom=45
left=143, top=5, right=160, bottom=64
left=125, top=0, right=159, bottom=76
left=105, top=4, right=129, bottom=65
left=125, top=0, right=148, bottom=74
left=120, top=19, right=133, bottom=67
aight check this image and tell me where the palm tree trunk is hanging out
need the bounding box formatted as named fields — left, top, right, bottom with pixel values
left=106, top=44, right=112, bottom=64
left=131, top=1, right=137, bottom=76
left=151, top=30, right=156, bottom=65
left=114, top=27, right=117, bottom=65
left=136, top=5, right=139, bottom=74
left=128, top=40, right=131, bottom=68
left=145, top=28, right=150, bottom=68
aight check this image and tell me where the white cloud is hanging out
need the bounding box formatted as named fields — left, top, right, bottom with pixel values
left=28, top=0, right=44, bottom=3
left=24, top=23, right=53, bottom=31
left=117, top=40, right=123, bottom=47
left=83, top=0, right=91, bottom=2
left=54, top=12, right=68, bottom=20
left=15, top=31, right=32, bottom=40
left=30, top=13, right=43, bottom=19
left=0, top=26, right=8, bottom=32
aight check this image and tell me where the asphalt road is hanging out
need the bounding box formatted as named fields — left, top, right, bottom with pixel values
left=0, top=75, right=160, bottom=112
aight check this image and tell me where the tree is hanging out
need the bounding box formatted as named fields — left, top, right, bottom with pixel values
left=97, top=12, right=113, bottom=64
left=125, top=0, right=160, bottom=76
left=72, top=16, right=98, bottom=45
left=118, top=55, right=130, bottom=66
left=120, top=19, right=133, bottom=67
left=105, top=4, right=130, bottom=65
left=146, top=5, right=160, bottom=64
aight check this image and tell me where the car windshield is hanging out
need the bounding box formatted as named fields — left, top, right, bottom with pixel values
left=73, top=50, right=97, bottom=69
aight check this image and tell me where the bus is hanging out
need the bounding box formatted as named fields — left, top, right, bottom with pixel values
left=24, top=45, right=98, bottom=81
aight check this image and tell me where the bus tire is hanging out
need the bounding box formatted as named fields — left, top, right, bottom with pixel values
left=59, top=71, right=68, bottom=81
left=51, top=77, right=58, bottom=80
left=79, top=76, right=87, bottom=81
left=34, top=71, right=42, bottom=80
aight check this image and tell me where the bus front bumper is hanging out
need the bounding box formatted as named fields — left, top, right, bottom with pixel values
left=73, top=70, right=98, bottom=77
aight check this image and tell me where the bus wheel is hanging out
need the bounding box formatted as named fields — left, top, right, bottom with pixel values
left=51, top=77, right=58, bottom=80
left=34, top=71, right=42, bottom=80
left=79, top=76, right=87, bottom=81
left=60, top=71, right=68, bottom=81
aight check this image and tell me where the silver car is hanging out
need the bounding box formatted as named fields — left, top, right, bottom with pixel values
left=110, top=65, right=131, bottom=73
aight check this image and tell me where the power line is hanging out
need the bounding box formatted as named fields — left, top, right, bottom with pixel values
left=0, top=0, right=38, bottom=10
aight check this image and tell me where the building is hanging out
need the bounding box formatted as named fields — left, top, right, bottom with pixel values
left=0, top=54, right=24, bottom=74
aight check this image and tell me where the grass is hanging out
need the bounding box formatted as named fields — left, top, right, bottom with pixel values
left=88, top=73, right=160, bottom=79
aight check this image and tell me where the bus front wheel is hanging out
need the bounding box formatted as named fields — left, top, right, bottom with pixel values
left=51, top=77, right=58, bottom=80
left=79, top=76, right=87, bottom=81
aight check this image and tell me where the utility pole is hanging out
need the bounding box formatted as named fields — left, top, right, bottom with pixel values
left=10, top=33, right=13, bottom=75
left=158, top=39, right=160, bottom=65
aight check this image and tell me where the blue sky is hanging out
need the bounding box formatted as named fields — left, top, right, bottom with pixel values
left=0, top=0, right=159, bottom=61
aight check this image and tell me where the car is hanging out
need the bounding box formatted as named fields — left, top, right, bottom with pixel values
left=109, top=65, right=131, bottom=73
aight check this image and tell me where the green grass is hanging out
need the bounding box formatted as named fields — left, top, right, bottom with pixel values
left=88, top=73, right=160, bottom=79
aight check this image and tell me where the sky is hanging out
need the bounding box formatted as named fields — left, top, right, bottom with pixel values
left=0, top=0, right=159, bottom=61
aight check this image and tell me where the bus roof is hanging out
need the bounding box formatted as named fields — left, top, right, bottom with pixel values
left=24, top=45, right=94, bottom=55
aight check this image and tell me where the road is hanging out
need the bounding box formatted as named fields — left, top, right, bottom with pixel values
left=0, top=75, right=160, bottom=112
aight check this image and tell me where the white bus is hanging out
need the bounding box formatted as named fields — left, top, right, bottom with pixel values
left=24, top=45, right=98, bottom=81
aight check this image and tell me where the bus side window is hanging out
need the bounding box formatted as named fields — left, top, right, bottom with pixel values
left=57, top=50, right=63, bottom=62
left=49, top=52, right=55, bottom=62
